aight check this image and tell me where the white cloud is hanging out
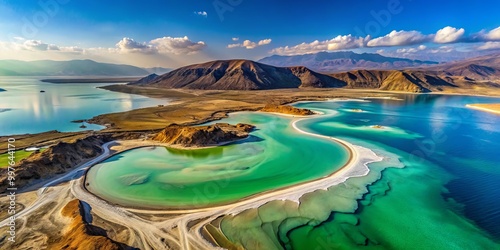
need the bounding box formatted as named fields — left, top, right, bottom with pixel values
left=194, top=11, right=208, bottom=17
left=150, top=36, right=206, bottom=55
left=477, top=41, right=500, bottom=50
left=434, top=26, right=465, bottom=43
left=60, top=46, right=85, bottom=54
left=367, top=30, right=429, bottom=47
left=115, top=37, right=156, bottom=54
left=484, top=26, right=500, bottom=41
left=270, top=35, right=367, bottom=55
left=396, top=45, right=427, bottom=54
left=22, top=40, right=60, bottom=51
left=232, top=37, right=239, bottom=41
left=430, top=45, right=455, bottom=53
left=227, top=38, right=272, bottom=49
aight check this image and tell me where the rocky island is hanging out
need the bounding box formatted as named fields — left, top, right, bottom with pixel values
left=152, top=123, right=255, bottom=147
left=260, top=104, right=316, bottom=116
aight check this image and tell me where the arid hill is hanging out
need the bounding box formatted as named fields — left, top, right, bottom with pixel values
left=129, top=54, right=500, bottom=93
left=422, top=53, right=500, bottom=80
left=129, top=60, right=344, bottom=90
left=260, top=105, right=315, bottom=116
left=152, top=123, right=255, bottom=147
left=329, top=70, right=457, bottom=92
left=0, top=135, right=109, bottom=193
left=52, top=199, right=131, bottom=250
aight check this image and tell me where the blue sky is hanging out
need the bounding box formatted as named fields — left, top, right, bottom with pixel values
left=0, top=0, right=499, bottom=67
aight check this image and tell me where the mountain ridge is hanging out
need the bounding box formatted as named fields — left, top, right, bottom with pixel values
left=130, top=54, right=500, bottom=93
left=258, top=51, right=439, bottom=73
left=0, top=59, right=171, bottom=76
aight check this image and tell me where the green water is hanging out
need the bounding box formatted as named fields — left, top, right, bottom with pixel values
left=86, top=112, right=349, bottom=208
left=220, top=95, right=500, bottom=250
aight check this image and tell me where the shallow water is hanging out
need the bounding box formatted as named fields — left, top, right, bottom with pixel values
left=0, top=77, right=167, bottom=135
left=221, top=95, right=500, bottom=249
left=86, top=112, right=349, bottom=208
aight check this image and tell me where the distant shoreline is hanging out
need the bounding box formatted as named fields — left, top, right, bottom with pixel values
left=40, top=77, right=141, bottom=84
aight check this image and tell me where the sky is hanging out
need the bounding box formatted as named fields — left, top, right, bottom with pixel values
left=0, top=0, right=499, bottom=67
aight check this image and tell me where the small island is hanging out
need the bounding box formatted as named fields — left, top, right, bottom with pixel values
left=260, top=104, right=316, bottom=116
left=152, top=123, right=255, bottom=148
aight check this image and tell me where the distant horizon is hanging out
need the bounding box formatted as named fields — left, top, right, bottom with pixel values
left=3, top=49, right=499, bottom=70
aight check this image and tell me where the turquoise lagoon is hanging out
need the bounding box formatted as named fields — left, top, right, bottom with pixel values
left=0, top=77, right=167, bottom=135
left=86, top=112, right=350, bottom=208
left=84, top=93, right=500, bottom=249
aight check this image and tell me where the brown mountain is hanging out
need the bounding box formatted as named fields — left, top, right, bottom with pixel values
left=330, top=70, right=456, bottom=93
left=131, top=54, right=500, bottom=93
left=129, top=60, right=344, bottom=90
left=422, top=53, right=500, bottom=81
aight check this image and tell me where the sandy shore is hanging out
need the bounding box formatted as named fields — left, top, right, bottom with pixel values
left=1, top=99, right=385, bottom=249
left=466, top=103, right=500, bottom=115
left=85, top=104, right=382, bottom=213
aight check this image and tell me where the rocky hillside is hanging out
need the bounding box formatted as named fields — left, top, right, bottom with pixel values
left=330, top=70, right=455, bottom=93
left=152, top=123, right=255, bottom=147
left=129, top=60, right=343, bottom=90
left=423, top=53, right=500, bottom=80
left=129, top=55, right=500, bottom=93
left=52, top=199, right=130, bottom=250
left=0, top=135, right=110, bottom=193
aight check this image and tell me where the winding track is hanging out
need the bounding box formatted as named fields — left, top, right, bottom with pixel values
left=0, top=115, right=383, bottom=249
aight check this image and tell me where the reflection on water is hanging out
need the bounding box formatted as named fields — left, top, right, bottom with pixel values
left=0, top=77, right=168, bottom=135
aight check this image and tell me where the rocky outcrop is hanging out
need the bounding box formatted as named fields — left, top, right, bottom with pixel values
left=0, top=135, right=110, bottom=193
left=260, top=105, right=315, bottom=116
left=152, top=123, right=254, bottom=147
left=52, top=199, right=131, bottom=250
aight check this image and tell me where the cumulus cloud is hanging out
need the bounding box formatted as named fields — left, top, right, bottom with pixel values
left=483, top=26, right=500, bottom=41
left=396, top=45, right=427, bottom=54
left=367, top=30, right=429, bottom=47
left=114, top=36, right=206, bottom=55
left=23, top=40, right=59, bottom=51
left=150, top=36, right=206, bottom=54
left=116, top=38, right=156, bottom=54
left=430, top=45, right=455, bottom=54
left=270, top=35, right=367, bottom=55
left=477, top=41, right=500, bottom=50
left=232, top=37, right=239, bottom=41
left=434, top=26, right=465, bottom=43
left=227, top=38, right=272, bottom=49
left=194, top=11, right=208, bottom=17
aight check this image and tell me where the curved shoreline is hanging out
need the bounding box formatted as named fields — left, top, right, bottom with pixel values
left=83, top=107, right=383, bottom=213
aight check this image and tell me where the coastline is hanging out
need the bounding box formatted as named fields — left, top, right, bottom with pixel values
left=83, top=106, right=382, bottom=213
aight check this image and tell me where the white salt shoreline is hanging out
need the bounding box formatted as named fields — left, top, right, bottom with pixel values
left=120, top=107, right=383, bottom=214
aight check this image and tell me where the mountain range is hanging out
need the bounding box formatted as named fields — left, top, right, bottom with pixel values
left=130, top=53, right=500, bottom=93
left=258, top=51, right=439, bottom=72
left=0, top=59, right=171, bottom=76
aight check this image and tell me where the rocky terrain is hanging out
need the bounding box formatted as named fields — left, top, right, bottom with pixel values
left=129, top=54, right=500, bottom=93
left=152, top=123, right=255, bottom=147
left=129, top=60, right=343, bottom=90
left=260, top=104, right=316, bottom=116
left=52, top=199, right=130, bottom=250
left=0, top=135, right=110, bottom=193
